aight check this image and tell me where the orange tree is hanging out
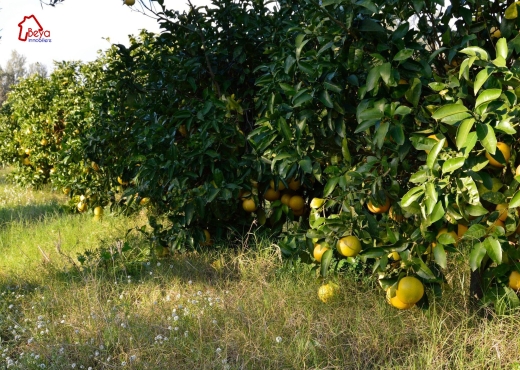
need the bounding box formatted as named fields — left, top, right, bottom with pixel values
left=249, top=0, right=520, bottom=311
left=6, top=0, right=520, bottom=310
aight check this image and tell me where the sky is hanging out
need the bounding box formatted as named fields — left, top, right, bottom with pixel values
left=0, top=0, right=211, bottom=71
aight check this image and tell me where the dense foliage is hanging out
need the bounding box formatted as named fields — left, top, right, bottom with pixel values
left=3, top=0, right=520, bottom=311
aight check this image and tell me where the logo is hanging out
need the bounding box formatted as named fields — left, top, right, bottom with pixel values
left=18, top=15, right=52, bottom=43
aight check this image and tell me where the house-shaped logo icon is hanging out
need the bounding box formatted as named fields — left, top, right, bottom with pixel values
left=18, top=15, right=44, bottom=42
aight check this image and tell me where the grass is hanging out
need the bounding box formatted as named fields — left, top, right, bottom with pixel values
left=0, top=168, right=519, bottom=369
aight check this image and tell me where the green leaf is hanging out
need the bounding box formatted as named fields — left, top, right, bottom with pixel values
left=482, top=192, right=506, bottom=205
left=323, top=82, right=343, bottom=94
left=185, top=203, right=195, bottom=225
left=401, top=186, right=425, bottom=207
left=469, top=242, right=486, bottom=271
left=366, top=65, right=381, bottom=92
left=492, top=56, right=506, bottom=68
left=318, top=90, right=334, bottom=108
left=483, top=237, right=502, bottom=264
left=374, top=121, right=389, bottom=149
left=323, top=177, right=340, bottom=197
left=442, top=157, right=465, bottom=173
left=427, top=138, right=445, bottom=169
left=510, top=190, right=520, bottom=208
left=393, top=49, right=414, bottom=62
left=433, top=243, right=447, bottom=269
left=463, top=224, right=487, bottom=240
left=293, top=93, right=313, bottom=107
left=410, top=170, right=428, bottom=184
left=459, top=46, right=489, bottom=61
left=431, top=104, right=468, bottom=120
left=295, top=34, right=309, bottom=60
left=476, top=124, right=497, bottom=154
left=438, top=233, right=456, bottom=245
left=320, top=249, right=333, bottom=277
left=474, top=67, right=494, bottom=95
left=475, top=89, right=502, bottom=108
left=356, top=0, right=378, bottom=13
left=429, top=201, right=445, bottom=224
left=299, top=158, right=313, bottom=173
left=456, top=118, right=475, bottom=150
left=466, top=204, right=489, bottom=217
left=405, top=78, right=422, bottom=107
left=278, top=117, right=292, bottom=141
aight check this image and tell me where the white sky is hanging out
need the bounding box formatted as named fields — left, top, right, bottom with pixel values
left=0, top=0, right=211, bottom=71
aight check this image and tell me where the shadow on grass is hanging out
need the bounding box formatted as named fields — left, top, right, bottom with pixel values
left=0, top=202, right=65, bottom=227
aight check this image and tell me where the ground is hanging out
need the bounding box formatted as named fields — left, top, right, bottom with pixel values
left=0, top=167, right=519, bottom=369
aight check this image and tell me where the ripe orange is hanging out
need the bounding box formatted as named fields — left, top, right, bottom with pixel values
left=485, top=142, right=510, bottom=168
left=140, top=197, right=150, bottom=206
left=288, top=195, right=305, bottom=211
left=388, top=251, right=401, bottom=261
left=201, top=230, right=213, bottom=246
left=318, top=283, right=338, bottom=303
left=509, top=271, right=520, bottom=290
left=22, top=158, right=31, bottom=166
left=425, top=134, right=448, bottom=154
left=77, top=202, right=87, bottom=213
left=93, top=206, right=103, bottom=216
left=367, top=197, right=390, bottom=214
left=388, top=206, right=404, bottom=222
left=496, top=203, right=509, bottom=222
left=387, top=289, right=414, bottom=310
left=178, top=124, right=188, bottom=137
left=280, top=193, right=292, bottom=206
left=288, top=178, right=301, bottom=191
left=264, top=188, right=280, bottom=201
left=336, top=236, right=362, bottom=257
left=516, top=165, right=520, bottom=177
left=310, top=198, right=325, bottom=209
left=40, top=138, right=48, bottom=146
left=457, top=224, right=468, bottom=239
left=269, top=179, right=285, bottom=191
left=125, top=0, right=135, bottom=5
left=313, top=243, right=330, bottom=262
left=293, top=207, right=305, bottom=216
left=490, top=218, right=505, bottom=231
left=242, top=198, right=257, bottom=212
left=396, top=276, right=424, bottom=304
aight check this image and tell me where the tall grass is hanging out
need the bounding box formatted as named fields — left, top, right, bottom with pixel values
left=0, top=169, right=519, bottom=369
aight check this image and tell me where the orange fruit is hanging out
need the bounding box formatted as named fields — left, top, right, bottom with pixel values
left=140, top=197, right=150, bottom=206
left=496, top=203, right=509, bottom=222
left=280, top=193, right=292, bottom=206
left=93, top=206, right=103, bottom=216
left=457, top=224, right=468, bottom=239
left=491, top=218, right=505, bottom=231
left=516, top=165, right=520, bottom=177
left=201, top=230, right=213, bottom=246
left=485, top=142, right=510, bottom=168
left=77, top=202, right=87, bottom=213
left=336, top=236, right=362, bottom=257
left=310, top=198, right=325, bottom=209
left=367, top=197, right=390, bottom=214
left=293, top=207, right=305, bottom=216
left=92, top=162, right=100, bottom=172
left=242, top=198, right=257, bottom=212
left=387, top=289, right=414, bottom=310
left=313, top=243, right=330, bottom=262
left=288, top=178, right=301, bottom=191
left=388, top=251, right=401, bottom=261
left=22, top=158, right=31, bottom=166
left=269, top=179, right=285, bottom=191
left=318, top=283, right=337, bottom=303
left=40, top=138, right=48, bottom=146
left=396, top=276, right=424, bottom=304
left=288, top=195, right=305, bottom=211
left=388, top=206, right=404, bottom=222
left=264, top=188, right=280, bottom=202
left=509, top=271, right=520, bottom=290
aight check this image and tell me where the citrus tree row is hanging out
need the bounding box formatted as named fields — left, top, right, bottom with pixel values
left=2, top=0, right=520, bottom=312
